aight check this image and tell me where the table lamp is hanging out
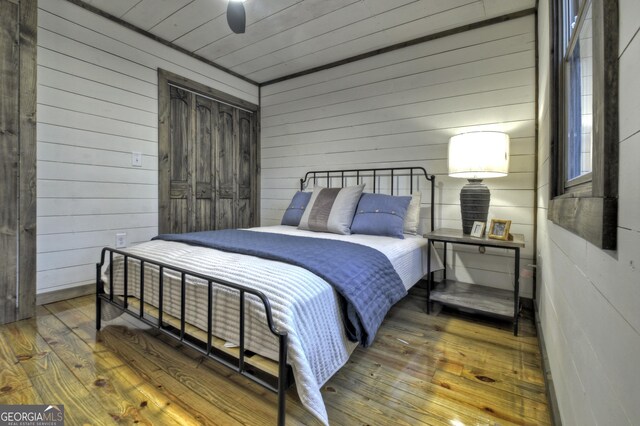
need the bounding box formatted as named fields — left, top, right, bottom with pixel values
left=448, top=131, right=510, bottom=234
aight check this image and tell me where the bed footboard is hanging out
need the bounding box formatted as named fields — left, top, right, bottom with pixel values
left=96, top=247, right=290, bottom=426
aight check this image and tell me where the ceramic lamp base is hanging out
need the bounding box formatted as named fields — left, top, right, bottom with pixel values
left=460, top=179, right=490, bottom=234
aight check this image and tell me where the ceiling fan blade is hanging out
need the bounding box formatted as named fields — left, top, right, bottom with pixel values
left=227, top=1, right=246, bottom=34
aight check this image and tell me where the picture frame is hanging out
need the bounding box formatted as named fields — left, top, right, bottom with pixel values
left=488, top=219, right=512, bottom=241
left=470, top=221, right=486, bottom=238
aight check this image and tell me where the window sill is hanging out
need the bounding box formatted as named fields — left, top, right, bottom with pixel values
left=548, top=195, right=617, bottom=250
left=565, top=172, right=593, bottom=190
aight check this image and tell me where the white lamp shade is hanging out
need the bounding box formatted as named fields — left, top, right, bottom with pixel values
left=448, top=131, right=510, bottom=179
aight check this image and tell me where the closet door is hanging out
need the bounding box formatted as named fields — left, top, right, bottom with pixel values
left=214, top=103, right=257, bottom=229
left=194, top=95, right=216, bottom=231
left=237, top=109, right=256, bottom=228
left=215, top=102, right=236, bottom=230
left=166, top=91, right=224, bottom=234
left=158, top=71, right=258, bottom=235
left=167, top=86, right=192, bottom=234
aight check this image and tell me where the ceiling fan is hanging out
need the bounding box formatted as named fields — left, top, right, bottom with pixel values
left=227, top=0, right=247, bottom=34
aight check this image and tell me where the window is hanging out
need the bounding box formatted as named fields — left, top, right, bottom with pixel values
left=549, top=0, right=618, bottom=249
left=565, top=2, right=593, bottom=183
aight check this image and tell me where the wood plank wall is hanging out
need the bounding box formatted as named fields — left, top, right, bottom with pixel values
left=536, top=0, right=640, bottom=424
left=260, top=15, right=536, bottom=296
left=35, top=0, right=258, bottom=296
left=0, top=0, right=20, bottom=323
left=0, top=0, right=37, bottom=324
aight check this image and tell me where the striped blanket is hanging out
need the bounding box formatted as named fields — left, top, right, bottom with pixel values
left=153, top=229, right=407, bottom=346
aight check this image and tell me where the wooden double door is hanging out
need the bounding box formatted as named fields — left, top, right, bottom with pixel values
left=159, top=72, right=258, bottom=235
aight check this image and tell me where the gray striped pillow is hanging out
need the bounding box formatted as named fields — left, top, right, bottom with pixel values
left=298, top=184, right=365, bottom=235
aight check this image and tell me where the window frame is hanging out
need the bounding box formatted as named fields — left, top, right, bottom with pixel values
left=548, top=0, right=619, bottom=250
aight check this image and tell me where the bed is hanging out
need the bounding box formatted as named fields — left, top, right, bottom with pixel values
left=96, top=167, right=437, bottom=425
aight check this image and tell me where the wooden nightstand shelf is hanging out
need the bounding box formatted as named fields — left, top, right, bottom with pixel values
left=424, top=228, right=525, bottom=335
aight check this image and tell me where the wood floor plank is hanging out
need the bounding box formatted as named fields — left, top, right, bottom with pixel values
left=380, top=303, right=548, bottom=405
left=57, top=303, right=258, bottom=425
left=0, top=328, right=34, bottom=398
left=50, top=300, right=252, bottom=425
left=39, top=303, right=203, bottom=425
left=98, top=323, right=281, bottom=425
left=44, top=300, right=107, bottom=352
left=388, top=308, right=542, bottom=356
left=0, top=288, right=552, bottom=426
left=336, top=356, right=524, bottom=426
left=371, top=328, right=540, bottom=390
left=386, top=309, right=543, bottom=365
left=0, top=319, right=114, bottom=425
left=380, top=315, right=546, bottom=384
left=69, top=294, right=319, bottom=425
left=0, top=386, right=42, bottom=405
left=325, top=376, right=451, bottom=426
left=431, top=370, right=551, bottom=424
left=323, top=372, right=446, bottom=426
left=169, top=340, right=320, bottom=425
left=460, top=366, right=548, bottom=404
left=100, top=355, right=222, bottom=426
left=348, top=339, right=437, bottom=382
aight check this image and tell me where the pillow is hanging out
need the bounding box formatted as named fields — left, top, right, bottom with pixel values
left=281, top=191, right=312, bottom=226
left=298, top=184, right=365, bottom=235
left=351, top=193, right=412, bottom=239
left=403, top=192, right=422, bottom=235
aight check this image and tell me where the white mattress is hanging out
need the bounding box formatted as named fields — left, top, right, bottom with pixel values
left=104, top=226, right=442, bottom=424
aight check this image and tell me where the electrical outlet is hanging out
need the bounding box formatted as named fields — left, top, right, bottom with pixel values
left=115, top=232, right=127, bottom=248
left=132, top=152, right=142, bottom=167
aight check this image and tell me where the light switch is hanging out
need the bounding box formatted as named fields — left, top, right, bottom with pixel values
left=132, top=152, right=142, bottom=167
left=116, top=232, right=127, bottom=248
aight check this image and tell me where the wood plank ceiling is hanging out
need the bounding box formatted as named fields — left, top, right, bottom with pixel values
left=80, top=0, right=535, bottom=84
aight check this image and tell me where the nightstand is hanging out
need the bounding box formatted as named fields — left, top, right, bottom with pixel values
left=424, top=228, right=525, bottom=336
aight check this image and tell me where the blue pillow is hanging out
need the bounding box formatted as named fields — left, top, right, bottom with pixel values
left=351, top=193, right=411, bottom=239
left=281, top=191, right=312, bottom=226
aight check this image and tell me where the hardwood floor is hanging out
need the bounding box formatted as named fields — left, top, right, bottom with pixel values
left=0, top=288, right=551, bottom=425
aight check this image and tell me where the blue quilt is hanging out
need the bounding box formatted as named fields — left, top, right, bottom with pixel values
left=153, top=229, right=406, bottom=346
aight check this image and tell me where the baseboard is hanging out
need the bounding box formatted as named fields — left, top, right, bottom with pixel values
left=535, top=303, right=563, bottom=426
left=37, top=283, right=95, bottom=306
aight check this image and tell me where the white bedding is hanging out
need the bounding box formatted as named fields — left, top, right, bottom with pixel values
left=105, top=226, right=441, bottom=425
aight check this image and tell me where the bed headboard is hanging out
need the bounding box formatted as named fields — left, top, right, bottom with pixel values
left=300, top=167, right=436, bottom=232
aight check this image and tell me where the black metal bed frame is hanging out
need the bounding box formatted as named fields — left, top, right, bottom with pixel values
left=301, top=166, right=436, bottom=232
left=95, top=249, right=289, bottom=423
left=96, top=166, right=435, bottom=425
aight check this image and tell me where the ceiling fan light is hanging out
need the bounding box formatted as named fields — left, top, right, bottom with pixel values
left=227, top=1, right=246, bottom=33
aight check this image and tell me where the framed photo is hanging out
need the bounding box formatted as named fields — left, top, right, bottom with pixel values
left=488, top=219, right=512, bottom=240
left=470, top=221, right=486, bottom=238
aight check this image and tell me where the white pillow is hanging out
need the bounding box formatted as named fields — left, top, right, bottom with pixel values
left=403, top=192, right=422, bottom=235
left=298, top=184, right=365, bottom=235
